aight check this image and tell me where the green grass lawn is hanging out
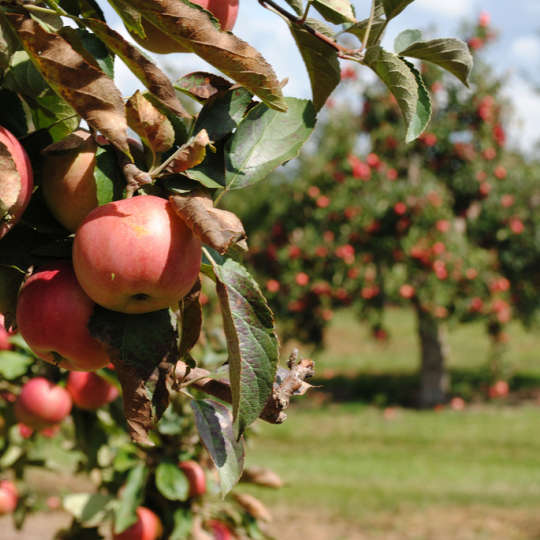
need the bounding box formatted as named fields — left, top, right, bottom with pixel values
left=241, top=309, right=540, bottom=539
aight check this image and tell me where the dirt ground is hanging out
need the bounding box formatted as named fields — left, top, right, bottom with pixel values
left=4, top=505, right=540, bottom=540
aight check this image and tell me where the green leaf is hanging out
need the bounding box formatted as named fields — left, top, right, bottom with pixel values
left=186, top=138, right=227, bottom=189
left=394, top=29, right=423, bottom=53
left=107, top=0, right=145, bottom=38
left=345, top=16, right=386, bottom=47
left=191, top=399, right=245, bottom=496
left=114, top=463, right=148, bottom=534
left=312, top=0, right=356, bottom=24
left=381, top=0, right=415, bottom=20
left=364, top=45, right=428, bottom=142
left=155, top=462, right=190, bottom=501
left=194, top=87, right=253, bottom=143
left=0, top=89, right=31, bottom=138
left=0, top=351, right=33, bottom=380
left=213, top=260, right=279, bottom=437
left=63, top=493, right=115, bottom=528
left=0, top=445, right=23, bottom=468
left=399, top=38, right=474, bottom=86
left=94, top=146, right=124, bottom=206
left=284, top=0, right=303, bottom=15
left=32, top=91, right=79, bottom=142
left=0, top=14, right=18, bottom=75
left=171, top=508, right=192, bottom=540
left=3, top=50, right=50, bottom=97
left=289, top=19, right=340, bottom=112
left=225, top=97, right=316, bottom=190
left=403, top=58, right=431, bottom=142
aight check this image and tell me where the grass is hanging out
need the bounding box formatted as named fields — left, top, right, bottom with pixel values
left=240, top=309, right=540, bottom=539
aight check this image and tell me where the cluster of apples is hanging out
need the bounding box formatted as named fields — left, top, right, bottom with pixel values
left=1, top=121, right=203, bottom=372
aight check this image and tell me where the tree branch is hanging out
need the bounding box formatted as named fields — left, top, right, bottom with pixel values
left=175, top=349, right=315, bottom=424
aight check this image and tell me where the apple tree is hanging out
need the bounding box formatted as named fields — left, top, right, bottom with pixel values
left=0, top=0, right=473, bottom=537
left=238, top=13, right=520, bottom=407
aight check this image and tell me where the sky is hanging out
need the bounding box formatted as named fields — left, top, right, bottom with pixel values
left=100, top=0, right=540, bottom=154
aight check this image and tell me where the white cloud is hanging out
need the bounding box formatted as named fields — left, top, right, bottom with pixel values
left=412, top=0, right=472, bottom=17
left=511, top=35, right=540, bottom=59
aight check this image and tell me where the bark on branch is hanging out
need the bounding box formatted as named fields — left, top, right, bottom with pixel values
left=175, top=349, right=314, bottom=424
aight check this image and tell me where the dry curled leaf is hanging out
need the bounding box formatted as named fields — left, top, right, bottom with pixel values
left=178, top=278, right=202, bottom=359
left=233, top=493, right=272, bottom=522
left=6, top=12, right=131, bottom=157
left=169, top=190, right=247, bottom=255
left=122, top=0, right=286, bottom=111
left=163, top=130, right=211, bottom=174
left=0, top=141, right=21, bottom=220
left=175, top=71, right=233, bottom=101
left=41, top=129, right=92, bottom=155
left=126, top=90, right=175, bottom=155
left=241, top=466, right=284, bottom=489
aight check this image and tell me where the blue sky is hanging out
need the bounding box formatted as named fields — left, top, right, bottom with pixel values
left=102, top=0, right=540, bottom=153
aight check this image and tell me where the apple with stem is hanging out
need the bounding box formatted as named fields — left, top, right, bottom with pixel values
left=0, top=126, right=33, bottom=240
left=14, top=378, right=72, bottom=430
left=73, top=195, right=202, bottom=314
left=16, top=261, right=111, bottom=371
left=128, top=0, right=239, bottom=54
left=66, top=371, right=119, bottom=410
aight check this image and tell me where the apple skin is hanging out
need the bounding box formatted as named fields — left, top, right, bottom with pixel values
left=0, top=480, right=18, bottom=515
left=0, top=126, right=34, bottom=240
left=73, top=195, right=202, bottom=314
left=208, top=520, right=233, bottom=540
left=66, top=371, right=119, bottom=410
left=0, top=314, right=11, bottom=351
left=178, top=460, right=206, bottom=498
left=129, top=0, right=239, bottom=54
left=16, top=261, right=111, bottom=371
left=113, top=506, right=163, bottom=540
left=14, top=377, right=72, bottom=430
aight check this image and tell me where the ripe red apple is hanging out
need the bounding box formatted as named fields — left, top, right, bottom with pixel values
left=0, top=126, right=34, bottom=240
left=16, top=261, right=111, bottom=371
left=14, top=378, right=72, bottom=430
left=488, top=380, right=509, bottom=399
left=73, top=195, right=202, bottom=314
left=0, top=314, right=11, bottom=351
left=0, top=480, right=18, bottom=515
left=178, top=460, right=206, bottom=498
left=208, top=520, right=233, bottom=540
left=129, top=0, right=239, bottom=54
left=66, top=371, right=119, bottom=410
left=113, top=506, right=163, bottom=540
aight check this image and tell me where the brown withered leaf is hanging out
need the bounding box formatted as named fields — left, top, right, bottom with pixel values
left=41, top=129, right=92, bottom=155
left=6, top=12, right=131, bottom=157
left=175, top=71, right=233, bottom=102
left=122, top=0, right=286, bottom=111
left=169, top=190, right=247, bottom=255
left=233, top=493, right=272, bottom=522
left=0, top=140, right=21, bottom=220
left=178, top=278, right=202, bottom=359
left=126, top=91, right=175, bottom=156
left=84, top=18, right=190, bottom=119
left=240, top=466, right=284, bottom=489
left=163, top=129, right=211, bottom=174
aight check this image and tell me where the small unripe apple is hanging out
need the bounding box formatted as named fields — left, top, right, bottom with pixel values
left=16, top=261, right=111, bottom=371
left=129, top=0, right=239, bottom=54
left=113, top=506, right=163, bottom=540
left=178, top=460, right=206, bottom=498
left=66, top=371, right=119, bottom=410
left=0, top=480, right=18, bottom=515
left=0, top=126, right=34, bottom=240
left=14, top=378, right=72, bottom=430
left=73, top=195, right=202, bottom=314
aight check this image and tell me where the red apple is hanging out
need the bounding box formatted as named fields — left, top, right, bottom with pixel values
left=73, top=195, right=202, bottom=314
left=0, top=480, right=18, bottom=515
left=208, top=520, right=233, bottom=540
left=488, top=380, right=509, bottom=399
left=14, top=378, right=72, bottom=430
left=16, top=261, right=111, bottom=371
left=66, top=371, right=119, bottom=410
left=128, top=0, right=239, bottom=54
left=0, top=314, right=11, bottom=350
left=0, top=126, right=34, bottom=240
left=113, top=506, right=163, bottom=540
left=178, top=460, right=206, bottom=498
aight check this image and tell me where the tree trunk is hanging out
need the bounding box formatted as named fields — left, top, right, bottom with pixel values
left=415, top=306, right=449, bottom=408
